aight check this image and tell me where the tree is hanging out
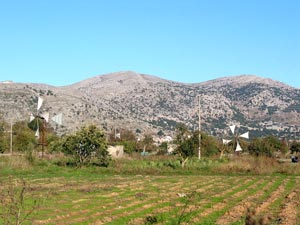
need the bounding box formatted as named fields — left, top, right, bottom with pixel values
left=248, top=136, right=283, bottom=157
left=13, top=121, right=36, bottom=153
left=0, top=121, right=8, bottom=153
left=265, top=136, right=284, bottom=152
left=280, top=137, right=289, bottom=154
left=158, top=141, right=168, bottom=155
left=120, top=140, right=137, bottom=154
left=248, top=138, right=269, bottom=156
left=200, top=132, right=219, bottom=157
left=60, top=125, right=109, bottom=167
left=108, top=129, right=137, bottom=154
left=136, top=128, right=142, bottom=134
left=46, top=132, right=60, bottom=153
left=217, top=140, right=230, bottom=159
left=157, top=130, right=164, bottom=137
left=290, top=141, right=300, bottom=154
left=119, top=129, right=136, bottom=142
left=174, top=123, right=195, bottom=168
left=140, top=133, right=154, bottom=154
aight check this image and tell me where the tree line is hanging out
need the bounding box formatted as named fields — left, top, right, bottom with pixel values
left=0, top=118, right=300, bottom=167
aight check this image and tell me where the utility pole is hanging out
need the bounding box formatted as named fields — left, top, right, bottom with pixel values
left=198, top=95, right=201, bottom=160
left=41, top=118, right=46, bottom=157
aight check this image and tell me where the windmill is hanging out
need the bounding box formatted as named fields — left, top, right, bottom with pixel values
left=29, top=96, right=63, bottom=156
left=222, top=125, right=249, bottom=152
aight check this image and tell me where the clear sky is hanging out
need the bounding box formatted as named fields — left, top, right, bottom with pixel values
left=0, top=0, right=299, bottom=87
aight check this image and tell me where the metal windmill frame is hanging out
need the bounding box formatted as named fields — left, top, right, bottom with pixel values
left=29, top=97, right=63, bottom=156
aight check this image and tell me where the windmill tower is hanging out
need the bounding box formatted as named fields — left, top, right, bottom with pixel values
left=29, top=97, right=63, bottom=156
left=222, top=125, right=249, bottom=152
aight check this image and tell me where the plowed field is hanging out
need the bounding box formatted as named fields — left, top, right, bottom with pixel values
left=6, top=175, right=299, bottom=225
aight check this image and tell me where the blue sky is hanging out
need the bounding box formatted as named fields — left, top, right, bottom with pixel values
left=0, top=0, right=299, bottom=87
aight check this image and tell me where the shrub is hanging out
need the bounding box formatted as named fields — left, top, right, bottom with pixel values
left=0, top=178, right=43, bottom=224
left=59, top=125, right=110, bottom=167
left=248, top=136, right=285, bottom=157
left=290, top=141, right=300, bottom=154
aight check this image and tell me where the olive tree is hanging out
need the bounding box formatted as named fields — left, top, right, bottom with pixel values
left=174, top=124, right=196, bottom=168
left=141, top=133, right=154, bottom=153
left=60, top=125, right=109, bottom=166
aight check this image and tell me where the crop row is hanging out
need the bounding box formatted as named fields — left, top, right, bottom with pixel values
left=2, top=175, right=299, bottom=224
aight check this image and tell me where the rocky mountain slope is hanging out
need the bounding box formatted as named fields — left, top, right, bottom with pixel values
left=1, top=71, right=299, bottom=138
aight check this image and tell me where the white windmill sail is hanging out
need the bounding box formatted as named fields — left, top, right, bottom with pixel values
left=29, top=114, right=35, bottom=122
left=239, top=131, right=249, bottom=139
left=35, top=129, right=40, bottom=138
left=235, top=141, right=242, bottom=151
left=222, top=139, right=232, bottom=144
left=37, top=97, right=43, bottom=111
left=229, top=125, right=236, bottom=134
left=52, top=113, right=63, bottom=125
left=41, top=112, right=50, bottom=122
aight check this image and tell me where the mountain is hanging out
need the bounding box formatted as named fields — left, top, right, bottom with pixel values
left=1, top=71, right=300, bottom=138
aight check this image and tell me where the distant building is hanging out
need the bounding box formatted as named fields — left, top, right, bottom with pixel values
left=107, top=145, right=124, bottom=158
left=153, top=135, right=173, bottom=145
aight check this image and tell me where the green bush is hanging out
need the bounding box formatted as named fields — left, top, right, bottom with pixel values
left=0, top=137, right=8, bottom=153
left=56, top=125, right=110, bottom=167
left=248, top=136, right=285, bottom=157
left=115, top=140, right=136, bottom=154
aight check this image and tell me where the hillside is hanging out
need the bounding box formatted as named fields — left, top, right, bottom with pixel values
left=1, top=71, right=299, bottom=138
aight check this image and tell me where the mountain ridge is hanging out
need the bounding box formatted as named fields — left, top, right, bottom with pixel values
left=1, top=71, right=293, bottom=89
left=69, top=71, right=293, bottom=88
left=0, top=71, right=299, bottom=139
